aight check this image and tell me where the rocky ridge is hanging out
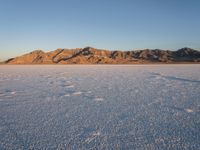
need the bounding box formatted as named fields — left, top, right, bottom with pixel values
left=3, top=47, right=200, bottom=64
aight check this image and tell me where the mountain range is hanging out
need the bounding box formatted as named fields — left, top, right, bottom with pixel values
left=2, top=47, right=200, bottom=64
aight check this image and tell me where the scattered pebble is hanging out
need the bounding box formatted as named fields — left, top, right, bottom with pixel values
left=94, top=97, right=104, bottom=102
left=11, top=91, right=16, bottom=95
left=185, top=108, right=193, bottom=113
left=135, top=89, right=139, bottom=93
left=64, top=94, right=70, bottom=97
left=0, top=93, right=4, bottom=97
left=72, top=92, right=82, bottom=96
left=65, top=85, right=74, bottom=88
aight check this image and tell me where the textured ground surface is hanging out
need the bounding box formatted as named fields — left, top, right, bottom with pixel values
left=0, top=65, right=200, bottom=150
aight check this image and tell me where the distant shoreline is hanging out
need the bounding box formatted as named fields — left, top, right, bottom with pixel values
left=1, top=62, right=200, bottom=65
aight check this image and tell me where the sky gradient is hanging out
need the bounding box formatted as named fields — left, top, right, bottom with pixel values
left=0, top=0, right=200, bottom=60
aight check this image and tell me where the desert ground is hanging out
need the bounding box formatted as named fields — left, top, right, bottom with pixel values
left=0, top=65, right=200, bottom=149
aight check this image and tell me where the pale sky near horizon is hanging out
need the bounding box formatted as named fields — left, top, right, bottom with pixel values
left=0, top=0, right=200, bottom=60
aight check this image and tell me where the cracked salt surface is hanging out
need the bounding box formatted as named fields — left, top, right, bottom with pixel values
left=0, top=65, right=200, bottom=150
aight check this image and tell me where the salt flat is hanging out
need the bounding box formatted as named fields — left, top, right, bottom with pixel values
left=0, top=65, right=200, bottom=150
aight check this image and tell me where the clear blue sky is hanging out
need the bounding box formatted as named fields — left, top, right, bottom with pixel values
left=0, top=0, right=200, bottom=60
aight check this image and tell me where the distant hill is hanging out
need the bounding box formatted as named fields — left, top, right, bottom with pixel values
left=2, top=47, right=200, bottom=64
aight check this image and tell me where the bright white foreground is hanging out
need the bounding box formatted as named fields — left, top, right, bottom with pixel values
left=0, top=65, right=200, bottom=150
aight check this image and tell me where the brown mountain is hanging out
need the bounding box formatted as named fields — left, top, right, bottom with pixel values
left=3, top=47, right=200, bottom=64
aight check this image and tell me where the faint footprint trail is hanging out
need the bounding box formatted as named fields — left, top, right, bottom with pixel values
left=162, top=105, right=195, bottom=113
left=150, top=72, right=200, bottom=83
left=0, top=89, right=18, bottom=98
left=84, top=130, right=101, bottom=144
